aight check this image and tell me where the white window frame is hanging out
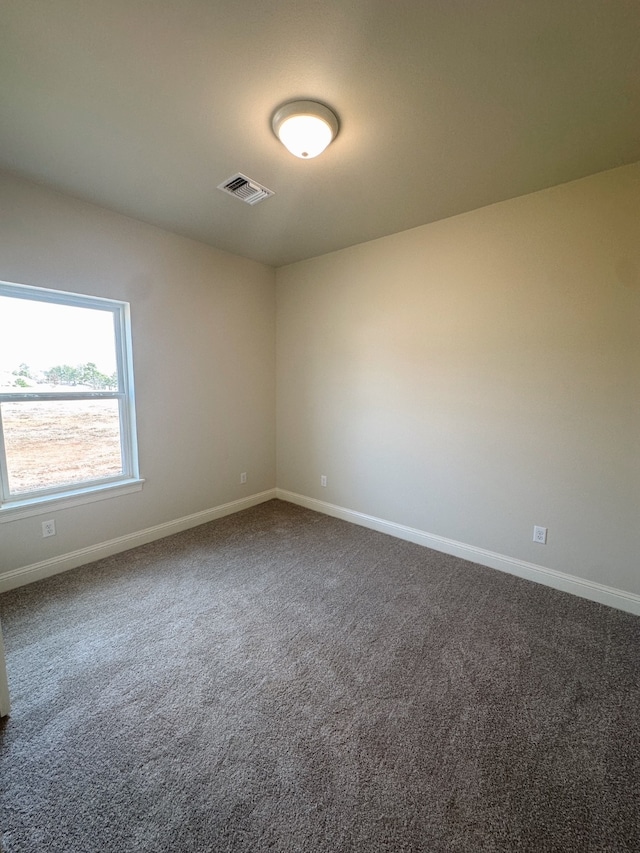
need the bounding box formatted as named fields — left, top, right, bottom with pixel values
left=0, top=281, right=143, bottom=521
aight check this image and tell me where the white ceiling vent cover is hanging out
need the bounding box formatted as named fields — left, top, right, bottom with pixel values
left=217, top=173, right=274, bottom=205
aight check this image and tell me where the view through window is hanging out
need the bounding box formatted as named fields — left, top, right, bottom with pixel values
left=0, top=281, right=140, bottom=511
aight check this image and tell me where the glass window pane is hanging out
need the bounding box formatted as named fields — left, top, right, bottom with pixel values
left=0, top=296, right=117, bottom=393
left=2, top=399, right=123, bottom=494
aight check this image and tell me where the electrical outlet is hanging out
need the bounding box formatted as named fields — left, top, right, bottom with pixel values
left=42, top=519, right=56, bottom=538
left=240, top=472, right=247, bottom=484
left=320, top=475, right=327, bottom=487
left=533, top=525, right=547, bottom=544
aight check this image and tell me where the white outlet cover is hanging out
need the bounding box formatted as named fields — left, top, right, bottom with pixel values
left=42, top=519, right=56, bottom=538
left=533, top=525, right=547, bottom=544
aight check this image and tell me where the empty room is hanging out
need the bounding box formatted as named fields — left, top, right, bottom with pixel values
left=1, top=1, right=639, bottom=851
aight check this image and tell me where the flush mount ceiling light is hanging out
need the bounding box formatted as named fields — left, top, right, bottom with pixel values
left=272, top=100, right=339, bottom=159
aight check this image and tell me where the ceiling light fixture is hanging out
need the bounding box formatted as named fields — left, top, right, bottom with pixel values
left=272, top=100, right=339, bottom=159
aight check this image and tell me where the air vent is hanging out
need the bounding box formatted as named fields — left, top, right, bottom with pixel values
left=217, top=173, right=274, bottom=205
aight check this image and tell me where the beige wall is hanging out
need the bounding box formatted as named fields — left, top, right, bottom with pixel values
left=2, top=164, right=639, bottom=599
left=277, top=164, right=640, bottom=595
left=0, top=171, right=276, bottom=574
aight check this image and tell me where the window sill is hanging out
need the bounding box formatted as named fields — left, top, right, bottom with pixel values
left=0, top=478, right=145, bottom=522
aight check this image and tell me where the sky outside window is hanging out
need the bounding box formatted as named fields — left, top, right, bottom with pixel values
left=0, top=296, right=117, bottom=387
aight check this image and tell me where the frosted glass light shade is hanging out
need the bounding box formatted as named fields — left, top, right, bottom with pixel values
left=272, top=101, right=339, bottom=159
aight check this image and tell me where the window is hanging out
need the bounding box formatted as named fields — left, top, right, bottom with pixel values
left=0, top=281, right=142, bottom=519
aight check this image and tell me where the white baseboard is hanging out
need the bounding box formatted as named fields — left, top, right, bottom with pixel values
left=3, top=486, right=638, bottom=618
left=0, top=489, right=277, bottom=593
left=276, top=489, right=640, bottom=617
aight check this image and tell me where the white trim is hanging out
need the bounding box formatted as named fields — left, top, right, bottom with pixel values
left=0, top=478, right=145, bottom=522
left=3, top=484, right=638, bottom=613
left=0, top=278, right=128, bottom=309
left=0, top=489, right=277, bottom=593
left=276, top=489, right=640, bottom=617
left=0, top=279, right=141, bottom=514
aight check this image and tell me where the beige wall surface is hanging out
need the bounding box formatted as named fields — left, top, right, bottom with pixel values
left=2, top=164, right=639, bottom=598
left=0, top=171, right=276, bottom=574
left=277, top=164, right=640, bottom=595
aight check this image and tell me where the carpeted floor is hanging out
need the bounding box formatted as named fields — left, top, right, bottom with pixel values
left=1, top=499, right=639, bottom=852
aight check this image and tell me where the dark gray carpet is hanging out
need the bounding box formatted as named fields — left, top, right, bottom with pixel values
left=1, top=499, right=639, bottom=852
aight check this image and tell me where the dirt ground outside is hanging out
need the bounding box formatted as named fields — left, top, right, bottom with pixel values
left=2, top=399, right=122, bottom=494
